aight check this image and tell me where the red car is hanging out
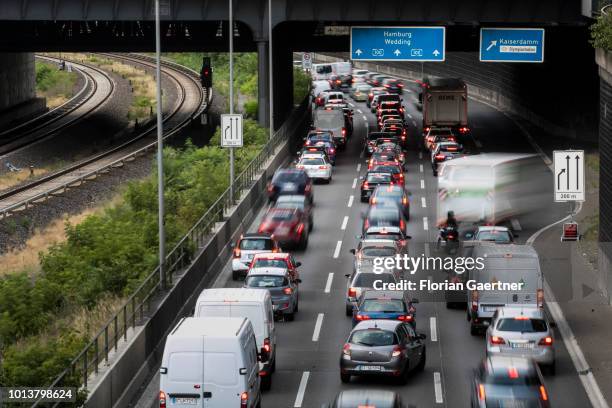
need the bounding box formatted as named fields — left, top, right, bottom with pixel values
left=258, top=207, right=310, bottom=249
left=249, top=252, right=302, bottom=281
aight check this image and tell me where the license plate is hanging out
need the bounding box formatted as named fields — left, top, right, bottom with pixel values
left=511, top=342, right=534, bottom=349
left=283, top=183, right=297, bottom=191
left=276, top=227, right=289, bottom=235
left=358, top=365, right=382, bottom=371
left=482, top=306, right=501, bottom=312
left=173, top=397, right=197, bottom=405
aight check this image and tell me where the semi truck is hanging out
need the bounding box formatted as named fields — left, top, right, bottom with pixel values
left=421, top=77, right=469, bottom=136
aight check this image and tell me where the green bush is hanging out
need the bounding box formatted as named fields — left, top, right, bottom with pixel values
left=293, top=67, right=312, bottom=104
left=591, top=12, right=612, bottom=50
left=35, top=61, right=77, bottom=96
left=244, top=100, right=258, bottom=119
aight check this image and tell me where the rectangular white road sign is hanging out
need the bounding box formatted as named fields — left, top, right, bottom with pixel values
left=221, top=114, right=243, bottom=147
left=302, top=52, right=312, bottom=70
left=553, top=150, right=585, bottom=202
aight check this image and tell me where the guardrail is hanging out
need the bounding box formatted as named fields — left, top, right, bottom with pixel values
left=33, top=96, right=309, bottom=407
left=0, top=55, right=210, bottom=220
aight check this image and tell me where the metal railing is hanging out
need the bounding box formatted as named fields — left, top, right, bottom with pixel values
left=33, top=96, right=310, bottom=407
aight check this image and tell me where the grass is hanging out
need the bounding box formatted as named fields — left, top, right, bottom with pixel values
left=0, top=192, right=125, bottom=276
left=0, top=168, right=49, bottom=191
left=35, top=61, right=78, bottom=109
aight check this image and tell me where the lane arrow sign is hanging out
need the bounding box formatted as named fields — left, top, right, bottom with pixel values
left=394, top=49, right=401, bottom=56
left=486, top=40, right=497, bottom=51
left=432, top=49, right=440, bottom=56
left=355, top=49, right=363, bottom=56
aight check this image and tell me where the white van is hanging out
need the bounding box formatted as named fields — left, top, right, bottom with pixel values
left=331, top=61, right=352, bottom=76
left=467, top=243, right=543, bottom=335
left=194, top=288, right=276, bottom=389
left=312, top=63, right=333, bottom=80
left=160, top=317, right=262, bottom=408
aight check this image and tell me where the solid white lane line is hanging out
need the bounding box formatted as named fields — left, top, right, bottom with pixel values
left=419, top=164, right=423, bottom=173
left=351, top=178, right=357, bottom=189
left=347, top=195, right=354, bottom=208
left=423, top=217, right=429, bottom=231
left=357, top=163, right=361, bottom=172
left=333, top=240, right=343, bottom=258
left=430, top=317, right=438, bottom=342
left=341, top=216, right=349, bottom=230
left=294, top=371, right=310, bottom=407
left=419, top=151, right=423, bottom=160
left=312, top=313, right=324, bottom=341
left=407, top=113, right=413, bottom=119
left=421, top=197, right=427, bottom=208
left=420, top=179, right=425, bottom=189
left=324, top=273, right=334, bottom=293
left=362, top=115, right=367, bottom=121
left=357, top=109, right=362, bottom=114
left=434, top=372, right=443, bottom=404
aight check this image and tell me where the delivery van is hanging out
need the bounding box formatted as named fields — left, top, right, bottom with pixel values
left=467, top=243, right=543, bottom=335
left=159, top=317, right=262, bottom=408
left=194, top=288, right=276, bottom=389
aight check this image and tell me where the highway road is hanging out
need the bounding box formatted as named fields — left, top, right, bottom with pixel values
left=135, top=81, right=592, bottom=408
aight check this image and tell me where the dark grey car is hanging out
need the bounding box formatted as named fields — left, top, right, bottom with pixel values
left=340, top=320, right=426, bottom=384
left=244, top=267, right=301, bottom=321
left=322, top=389, right=407, bottom=408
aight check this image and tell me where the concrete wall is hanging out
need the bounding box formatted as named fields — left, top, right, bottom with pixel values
left=0, top=52, right=45, bottom=127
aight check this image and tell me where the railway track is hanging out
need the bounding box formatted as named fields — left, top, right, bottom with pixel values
left=0, top=53, right=209, bottom=219
left=0, top=55, right=115, bottom=156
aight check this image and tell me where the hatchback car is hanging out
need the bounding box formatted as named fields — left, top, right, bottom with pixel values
left=322, top=389, right=405, bottom=408
left=230, top=233, right=281, bottom=280
left=370, top=185, right=410, bottom=220
left=431, top=141, right=465, bottom=176
left=367, top=87, right=388, bottom=107
left=471, top=355, right=550, bottom=408
left=368, top=151, right=400, bottom=170
left=350, top=84, right=372, bottom=101
left=249, top=252, right=301, bottom=281
left=340, top=320, right=426, bottom=383
left=423, top=127, right=456, bottom=151
left=467, top=226, right=517, bottom=244
left=371, top=164, right=405, bottom=186
left=244, top=267, right=301, bottom=321
left=257, top=208, right=310, bottom=249
left=344, top=264, right=401, bottom=315
left=274, top=195, right=313, bottom=232
left=350, top=238, right=403, bottom=272
left=300, top=141, right=336, bottom=165
left=304, top=129, right=334, bottom=147
left=486, top=307, right=555, bottom=374
left=363, top=204, right=407, bottom=234
left=267, top=168, right=313, bottom=203
left=382, top=78, right=404, bottom=94
left=296, top=154, right=332, bottom=183
left=352, top=290, right=418, bottom=328
left=360, top=171, right=394, bottom=202
left=361, top=226, right=410, bottom=248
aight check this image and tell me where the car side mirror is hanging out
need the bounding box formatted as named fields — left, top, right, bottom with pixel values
left=513, top=233, right=519, bottom=238
left=464, top=232, right=474, bottom=240
left=405, top=235, right=412, bottom=240
left=345, top=274, right=351, bottom=278
left=418, top=333, right=427, bottom=340
left=355, top=234, right=362, bottom=239
left=349, top=249, right=356, bottom=255
left=296, top=262, right=302, bottom=267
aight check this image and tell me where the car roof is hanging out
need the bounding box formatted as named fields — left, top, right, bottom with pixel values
left=484, top=355, right=538, bottom=377
left=276, top=195, right=306, bottom=202
left=240, top=232, right=272, bottom=239
left=360, top=238, right=398, bottom=246
left=373, top=185, right=404, bottom=193
left=496, top=306, right=545, bottom=319
left=300, top=153, right=325, bottom=159
left=335, top=389, right=398, bottom=407
left=252, top=252, right=290, bottom=259
left=366, top=226, right=401, bottom=233
left=477, top=226, right=510, bottom=232
left=361, top=290, right=406, bottom=300
left=247, top=267, right=288, bottom=276
left=352, top=319, right=402, bottom=331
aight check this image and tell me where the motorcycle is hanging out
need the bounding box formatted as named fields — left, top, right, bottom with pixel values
left=437, top=226, right=460, bottom=254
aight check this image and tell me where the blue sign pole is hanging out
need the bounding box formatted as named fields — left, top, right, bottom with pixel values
left=350, top=26, right=445, bottom=62
left=480, top=28, right=545, bottom=63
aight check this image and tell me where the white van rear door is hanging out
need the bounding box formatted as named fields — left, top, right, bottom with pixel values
left=202, top=351, right=240, bottom=408
left=166, top=351, right=204, bottom=408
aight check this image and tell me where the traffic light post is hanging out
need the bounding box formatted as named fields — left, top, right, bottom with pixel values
left=200, top=57, right=212, bottom=88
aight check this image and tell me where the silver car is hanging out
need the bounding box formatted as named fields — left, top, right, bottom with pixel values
left=350, top=238, right=404, bottom=274
left=344, top=264, right=401, bottom=316
left=296, top=154, right=332, bottom=183
left=486, top=306, right=556, bottom=374
left=244, top=267, right=301, bottom=321
left=339, top=319, right=426, bottom=384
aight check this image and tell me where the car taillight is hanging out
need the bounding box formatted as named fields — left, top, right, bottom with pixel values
left=471, top=290, right=479, bottom=312
left=424, top=127, right=431, bottom=133
left=369, top=93, right=373, bottom=97
left=370, top=197, right=377, bottom=204
left=435, top=154, right=446, bottom=160
left=391, top=345, right=402, bottom=357
left=267, top=184, right=274, bottom=192
left=364, top=219, right=370, bottom=230
left=398, top=83, right=404, bottom=88
left=459, top=126, right=469, bottom=134
left=539, top=336, right=553, bottom=346
left=283, top=287, right=293, bottom=295
left=240, top=391, right=248, bottom=408
left=402, top=197, right=408, bottom=205
left=363, top=181, right=369, bottom=189
left=489, top=336, right=506, bottom=345
left=296, top=223, right=305, bottom=234
left=384, top=84, right=390, bottom=88
left=400, top=219, right=405, bottom=230
left=319, top=165, right=328, bottom=169
left=305, top=184, right=311, bottom=192
left=343, top=343, right=351, bottom=357
left=537, top=289, right=544, bottom=308
left=355, top=314, right=370, bottom=321
left=159, top=391, right=167, bottom=408
left=397, top=315, right=413, bottom=322
left=539, top=386, right=548, bottom=401
left=342, top=128, right=347, bottom=137
left=233, top=247, right=241, bottom=258
left=478, top=384, right=486, bottom=401
left=263, top=337, right=271, bottom=353
left=329, top=148, right=335, bottom=153
left=305, top=139, right=312, bottom=146
left=348, top=287, right=357, bottom=298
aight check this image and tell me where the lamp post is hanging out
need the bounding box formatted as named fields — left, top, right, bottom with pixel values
left=229, top=0, right=235, bottom=201
left=268, top=0, right=274, bottom=139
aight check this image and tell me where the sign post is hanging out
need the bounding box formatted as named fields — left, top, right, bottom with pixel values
left=350, top=26, right=445, bottom=62
left=480, top=28, right=545, bottom=63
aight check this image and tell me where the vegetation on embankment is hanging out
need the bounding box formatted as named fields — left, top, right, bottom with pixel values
left=591, top=10, right=612, bottom=50
left=35, top=61, right=79, bottom=109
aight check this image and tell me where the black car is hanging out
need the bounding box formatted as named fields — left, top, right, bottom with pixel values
left=431, top=141, right=465, bottom=176
left=267, top=168, right=313, bottom=203
left=370, top=185, right=410, bottom=219
left=323, top=390, right=407, bottom=408
left=382, top=78, right=404, bottom=94
left=363, top=203, right=407, bottom=234
left=360, top=171, right=394, bottom=202
left=471, top=355, right=550, bottom=408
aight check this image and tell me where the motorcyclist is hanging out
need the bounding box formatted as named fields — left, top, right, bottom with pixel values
left=445, top=211, right=458, bottom=230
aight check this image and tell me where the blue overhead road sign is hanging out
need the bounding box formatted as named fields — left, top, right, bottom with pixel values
left=350, top=26, right=445, bottom=62
left=480, top=28, right=545, bottom=63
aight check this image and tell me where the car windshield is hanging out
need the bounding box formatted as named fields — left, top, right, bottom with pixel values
left=239, top=239, right=273, bottom=251
left=361, top=247, right=397, bottom=257
left=266, top=210, right=296, bottom=221
left=252, top=259, right=287, bottom=268
left=372, top=153, right=396, bottom=161
left=315, top=112, right=344, bottom=128
left=245, top=275, right=288, bottom=288
left=496, top=318, right=548, bottom=333
left=354, top=272, right=395, bottom=287
left=366, top=173, right=392, bottom=183
left=301, top=158, right=325, bottom=166
left=372, top=165, right=400, bottom=174
left=272, top=171, right=305, bottom=183
left=477, top=231, right=512, bottom=242
left=276, top=197, right=305, bottom=209
left=361, top=299, right=405, bottom=313
left=350, top=329, right=397, bottom=347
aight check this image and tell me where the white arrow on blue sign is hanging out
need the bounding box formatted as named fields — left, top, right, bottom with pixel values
left=350, top=26, right=445, bottom=62
left=480, top=28, right=545, bottom=63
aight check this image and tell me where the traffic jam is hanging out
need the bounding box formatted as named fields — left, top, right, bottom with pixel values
left=158, top=59, right=577, bottom=408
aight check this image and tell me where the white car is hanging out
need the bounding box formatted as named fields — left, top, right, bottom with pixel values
left=296, top=154, right=332, bottom=183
